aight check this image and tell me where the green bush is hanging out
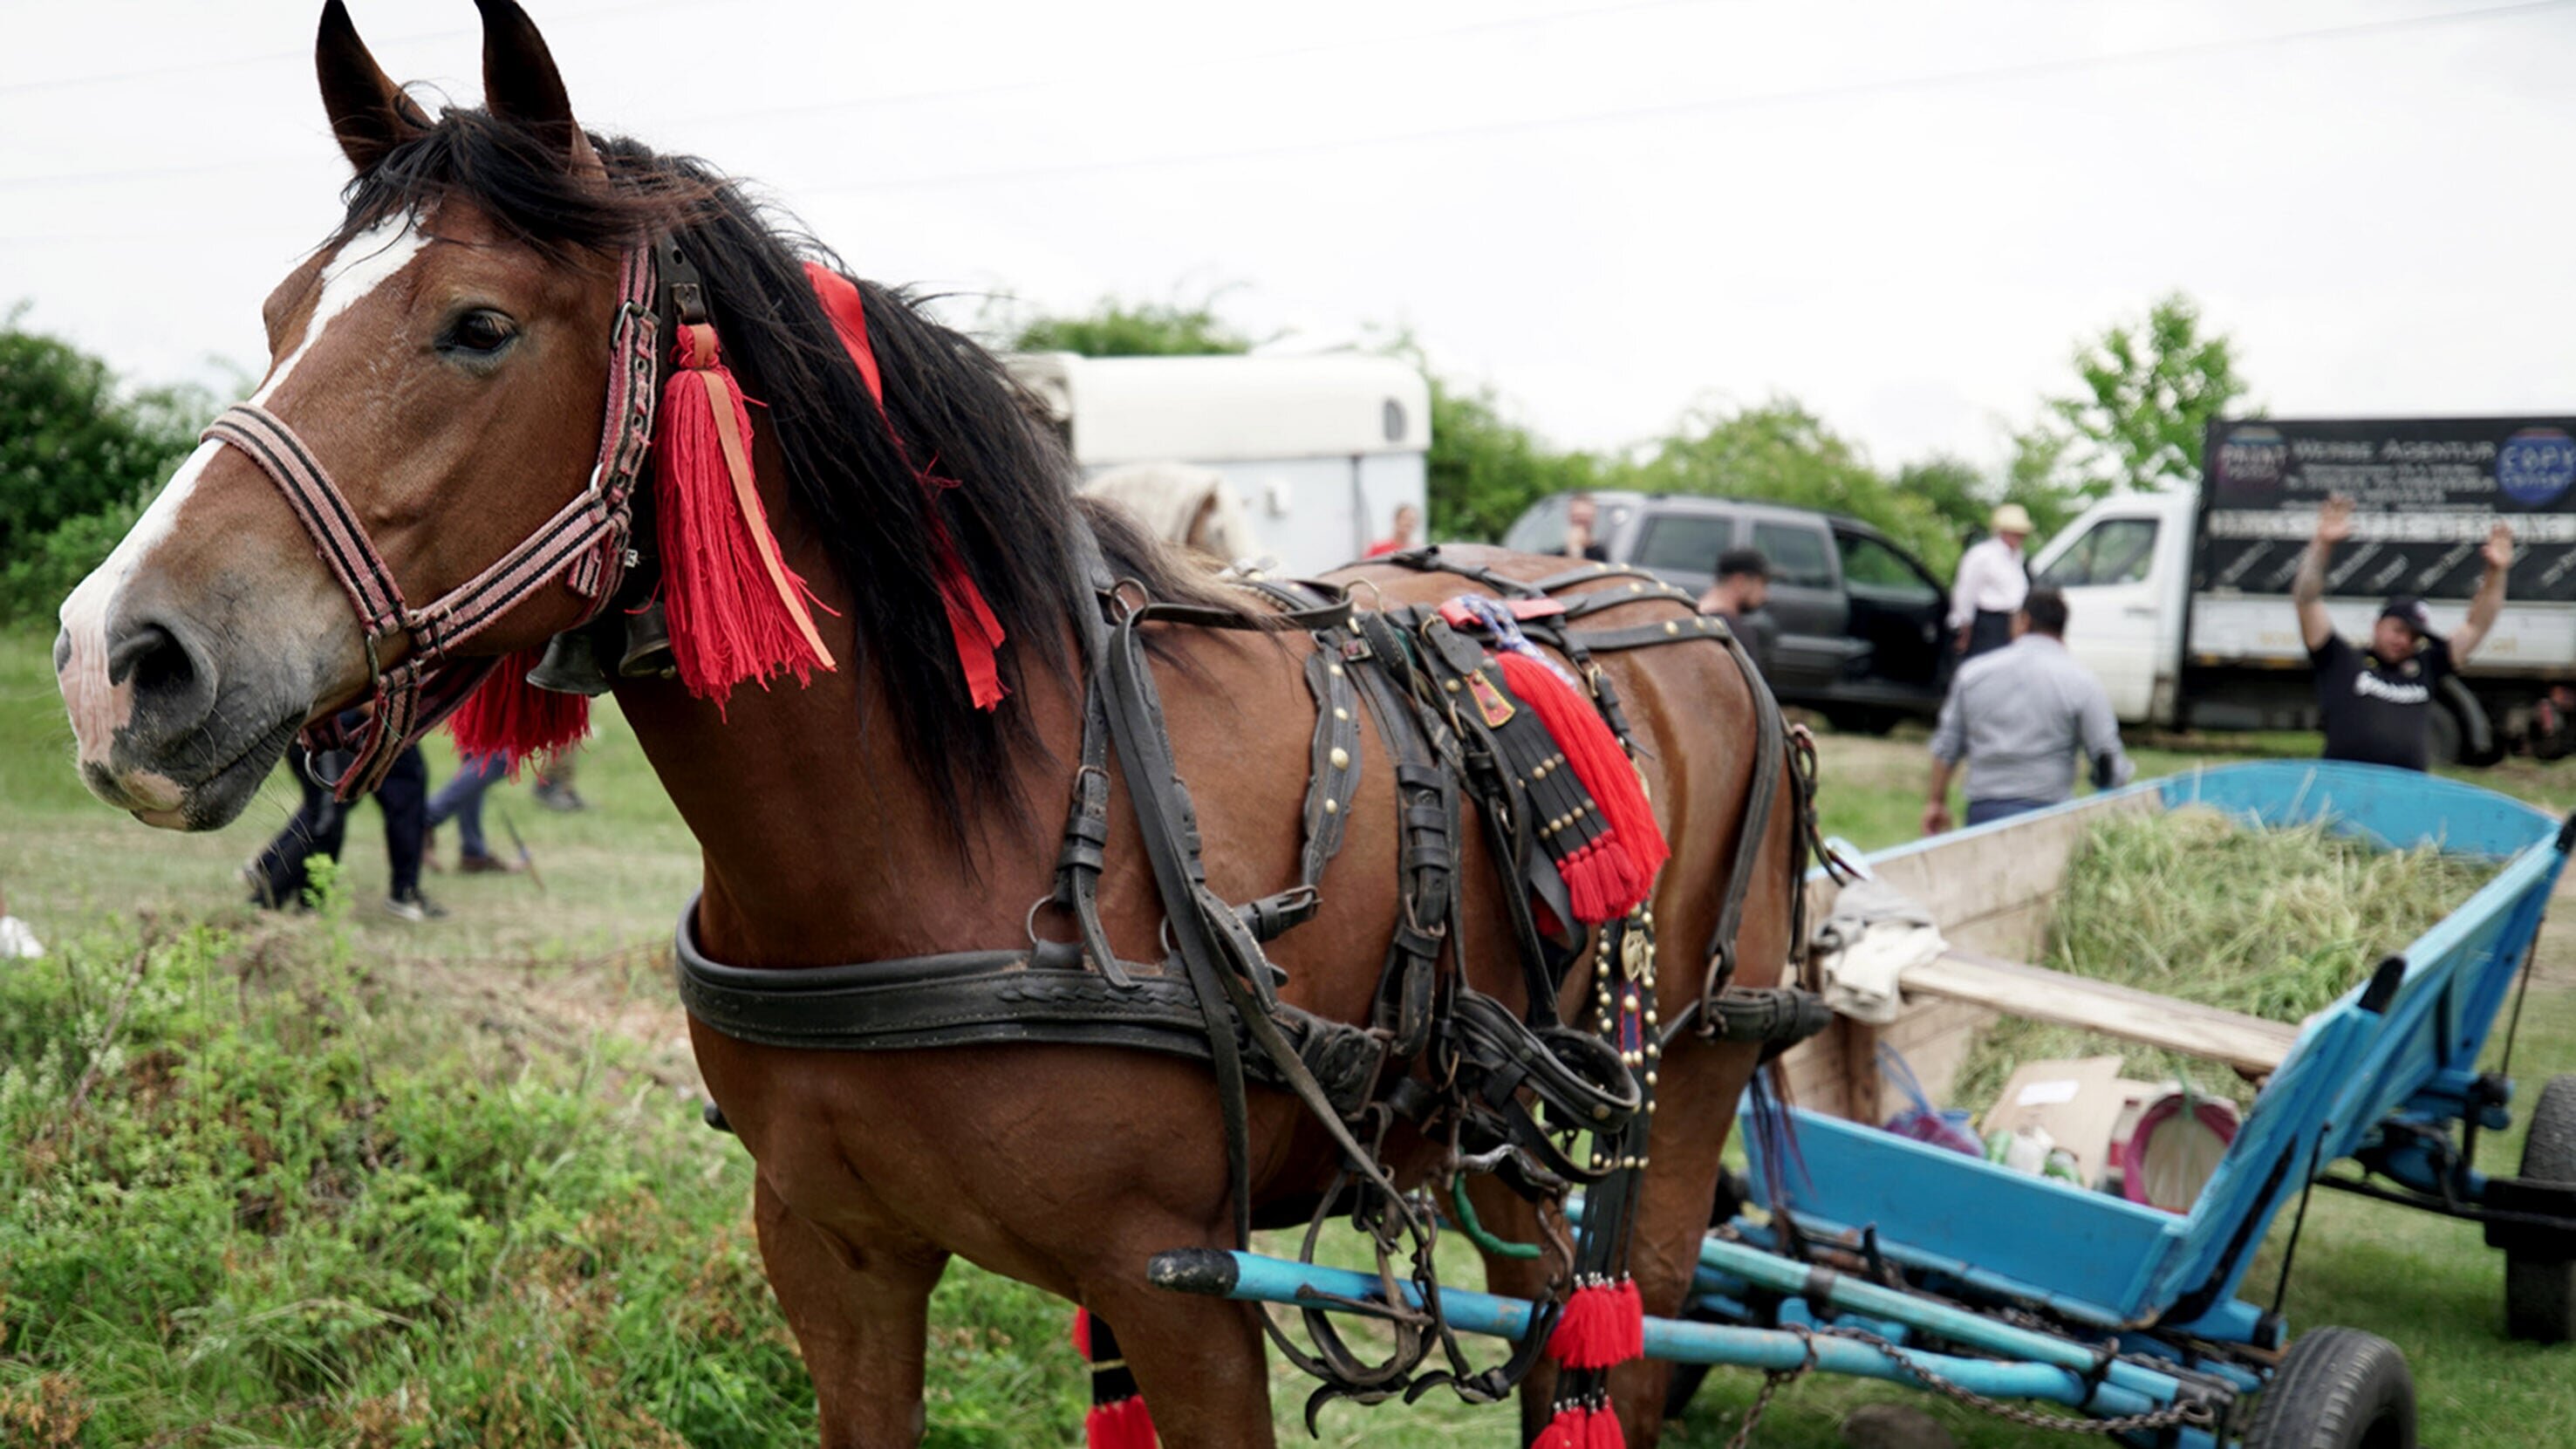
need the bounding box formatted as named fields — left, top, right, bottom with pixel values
left=0, top=912, right=1085, bottom=1446
left=0, top=499, right=142, bottom=627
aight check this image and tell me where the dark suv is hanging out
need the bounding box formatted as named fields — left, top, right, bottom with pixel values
left=1501, top=492, right=1953, bottom=731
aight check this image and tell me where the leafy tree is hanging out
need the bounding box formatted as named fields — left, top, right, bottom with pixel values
left=1002, top=295, right=1255, bottom=358
left=1999, top=425, right=2087, bottom=542
left=1896, top=454, right=1992, bottom=545
left=0, top=311, right=202, bottom=557
left=1424, top=374, right=1601, bottom=543
left=1613, top=399, right=1962, bottom=576
left=2046, top=291, right=2251, bottom=496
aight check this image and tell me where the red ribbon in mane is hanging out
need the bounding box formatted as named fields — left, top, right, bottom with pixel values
left=805, top=261, right=1008, bottom=711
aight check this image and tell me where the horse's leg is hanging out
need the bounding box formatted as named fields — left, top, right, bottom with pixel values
left=1466, top=1181, right=1563, bottom=1446
left=1077, top=1230, right=1278, bottom=1449
left=753, top=1173, right=950, bottom=1449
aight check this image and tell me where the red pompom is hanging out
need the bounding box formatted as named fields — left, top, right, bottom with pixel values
left=1536, top=1405, right=1589, bottom=1449
left=654, top=320, right=836, bottom=708
left=1549, top=1277, right=1645, bottom=1372
left=1535, top=1404, right=1624, bottom=1449
left=1493, top=652, right=1667, bottom=922
left=446, top=649, right=589, bottom=771
left=1085, top=1392, right=1158, bottom=1449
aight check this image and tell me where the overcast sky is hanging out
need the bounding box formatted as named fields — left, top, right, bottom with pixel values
left=9, top=0, right=2576, bottom=480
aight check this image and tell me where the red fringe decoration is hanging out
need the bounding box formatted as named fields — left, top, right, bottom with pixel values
left=446, top=649, right=589, bottom=771
left=1548, top=1278, right=1646, bottom=1371
left=1069, top=1306, right=1091, bottom=1357
left=1085, top=1393, right=1158, bottom=1449
left=1493, top=652, right=1669, bottom=923
left=654, top=319, right=836, bottom=707
left=803, top=261, right=1008, bottom=710
left=1535, top=1405, right=1624, bottom=1449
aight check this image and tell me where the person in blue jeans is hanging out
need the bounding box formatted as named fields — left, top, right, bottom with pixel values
left=427, top=752, right=521, bottom=873
left=245, top=738, right=441, bottom=919
left=1922, top=586, right=2133, bottom=834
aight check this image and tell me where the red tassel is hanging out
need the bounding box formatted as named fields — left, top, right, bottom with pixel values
left=654, top=320, right=836, bottom=707
left=1536, top=1406, right=1589, bottom=1449
left=1069, top=1306, right=1091, bottom=1358
left=1495, top=652, right=1669, bottom=922
left=1549, top=1277, right=1646, bottom=1372
left=1583, top=1405, right=1626, bottom=1449
left=446, top=649, right=589, bottom=771
left=1614, top=1278, right=1645, bottom=1363
left=1085, top=1393, right=1158, bottom=1449
left=804, top=260, right=1008, bottom=711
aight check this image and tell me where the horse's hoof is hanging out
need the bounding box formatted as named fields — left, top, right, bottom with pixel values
left=1840, top=1402, right=1955, bottom=1449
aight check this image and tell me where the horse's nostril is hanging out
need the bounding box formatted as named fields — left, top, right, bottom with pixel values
left=104, top=619, right=215, bottom=723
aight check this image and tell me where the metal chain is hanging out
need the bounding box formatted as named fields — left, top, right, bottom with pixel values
left=1816, top=1325, right=2220, bottom=1439
left=1724, top=1326, right=1818, bottom=1449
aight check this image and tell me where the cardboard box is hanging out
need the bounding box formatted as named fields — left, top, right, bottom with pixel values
left=1982, top=1056, right=2128, bottom=1184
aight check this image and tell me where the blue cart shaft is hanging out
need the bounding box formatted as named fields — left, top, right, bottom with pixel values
left=1568, top=1200, right=2188, bottom=1404
left=1148, top=1247, right=2181, bottom=1423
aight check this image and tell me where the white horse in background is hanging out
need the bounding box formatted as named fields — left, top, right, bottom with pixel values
left=1081, top=462, right=1264, bottom=567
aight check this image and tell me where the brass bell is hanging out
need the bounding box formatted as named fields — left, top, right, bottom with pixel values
left=523, top=627, right=612, bottom=696
left=618, top=598, right=678, bottom=679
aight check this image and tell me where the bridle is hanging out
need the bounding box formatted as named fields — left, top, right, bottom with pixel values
left=199, top=245, right=661, bottom=796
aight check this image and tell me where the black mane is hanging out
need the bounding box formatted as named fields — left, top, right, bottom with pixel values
left=334, top=108, right=1229, bottom=846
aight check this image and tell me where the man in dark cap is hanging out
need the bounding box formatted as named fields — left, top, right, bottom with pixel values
left=2295, top=493, right=2513, bottom=771
left=1698, top=546, right=1779, bottom=678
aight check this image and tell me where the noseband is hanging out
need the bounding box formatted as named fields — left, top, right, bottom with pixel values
left=200, top=246, right=661, bottom=796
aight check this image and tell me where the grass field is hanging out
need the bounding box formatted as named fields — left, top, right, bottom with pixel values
left=3, top=624, right=2572, bottom=1447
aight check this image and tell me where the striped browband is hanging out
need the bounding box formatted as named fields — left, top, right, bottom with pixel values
left=201, top=244, right=661, bottom=796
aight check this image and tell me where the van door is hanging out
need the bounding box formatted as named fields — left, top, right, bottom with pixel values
left=1748, top=516, right=1851, bottom=696
left=2033, top=513, right=2163, bottom=720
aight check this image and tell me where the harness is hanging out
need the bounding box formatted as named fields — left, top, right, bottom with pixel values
left=199, top=246, right=663, bottom=796
left=677, top=536, right=1835, bottom=1411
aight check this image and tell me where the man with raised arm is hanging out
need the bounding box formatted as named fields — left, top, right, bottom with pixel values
left=2296, top=493, right=2514, bottom=772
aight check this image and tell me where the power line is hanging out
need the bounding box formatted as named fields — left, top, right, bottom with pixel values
left=0, top=0, right=1718, bottom=192
left=3, top=0, right=2567, bottom=243
left=795, top=0, right=2576, bottom=198
left=0, top=0, right=699, bottom=99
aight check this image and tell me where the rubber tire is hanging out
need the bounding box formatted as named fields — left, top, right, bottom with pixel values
left=2243, top=1327, right=2415, bottom=1449
left=2505, top=1073, right=2576, bottom=1344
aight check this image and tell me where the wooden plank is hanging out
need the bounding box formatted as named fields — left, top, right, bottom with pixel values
left=1902, top=948, right=2298, bottom=1076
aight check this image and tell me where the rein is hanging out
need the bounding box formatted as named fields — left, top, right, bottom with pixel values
left=201, top=247, right=661, bottom=796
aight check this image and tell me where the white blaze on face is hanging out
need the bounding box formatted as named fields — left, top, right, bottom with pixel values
left=57, top=214, right=428, bottom=774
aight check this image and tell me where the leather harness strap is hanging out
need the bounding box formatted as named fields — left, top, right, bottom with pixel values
left=201, top=246, right=660, bottom=796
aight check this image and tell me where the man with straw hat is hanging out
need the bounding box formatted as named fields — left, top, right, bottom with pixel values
left=1948, top=502, right=2034, bottom=660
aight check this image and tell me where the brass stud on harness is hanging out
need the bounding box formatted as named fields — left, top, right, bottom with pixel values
left=1664, top=619, right=1680, bottom=635
left=1329, top=747, right=1349, bottom=769
left=1323, top=798, right=1339, bottom=815
left=1334, top=707, right=1349, bottom=721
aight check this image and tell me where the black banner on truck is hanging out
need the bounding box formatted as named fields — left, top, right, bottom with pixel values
left=2198, top=417, right=2576, bottom=603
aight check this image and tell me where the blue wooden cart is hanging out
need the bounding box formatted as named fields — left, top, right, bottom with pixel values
left=1153, top=762, right=2576, bottom=1446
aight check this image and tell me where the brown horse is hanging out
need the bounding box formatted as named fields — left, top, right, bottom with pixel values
left=51, top=3, right=1796, bottom=1444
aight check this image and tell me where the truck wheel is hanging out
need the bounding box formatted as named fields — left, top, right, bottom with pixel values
left=2427, top=703, right=2463, bottom=768
left=2505, top=1074, right=2576, bottom=1343
left=2243, top=1327, right=2415, bottom=1449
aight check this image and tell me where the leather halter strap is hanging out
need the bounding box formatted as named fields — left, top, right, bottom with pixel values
left=201, top=246, right=661, bottom=796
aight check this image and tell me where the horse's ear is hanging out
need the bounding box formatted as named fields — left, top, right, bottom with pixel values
left=316, top=0, right=428, bottom=174
left=474, top=0, right=600, bottom=170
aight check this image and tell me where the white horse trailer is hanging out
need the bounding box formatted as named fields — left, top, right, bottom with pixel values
left=1006, top=352, right=1431, bottom=578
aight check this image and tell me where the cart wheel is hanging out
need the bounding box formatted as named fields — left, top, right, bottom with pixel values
left=2505, top=1073, right=2576, bottom=1344
left=2243, top=1327, right=2415, bottom=1449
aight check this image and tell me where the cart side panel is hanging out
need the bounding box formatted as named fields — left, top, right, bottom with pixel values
left=1748, top=1106, right=2186, bottom=1322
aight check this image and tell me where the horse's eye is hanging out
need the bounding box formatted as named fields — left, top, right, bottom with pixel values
left=441, top=309, right=518, bottom=359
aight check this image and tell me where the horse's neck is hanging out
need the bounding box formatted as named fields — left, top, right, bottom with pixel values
left=611, top=416, right=1081, bottom=970
left=616, top=654, right=1081, bottom=970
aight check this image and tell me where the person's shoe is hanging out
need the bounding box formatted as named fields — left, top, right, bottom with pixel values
left=531, top=779, right=586, bottom=813
left=384, top=889, right=448, bottom=923
left=456, top=852, right=521, bottom=875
